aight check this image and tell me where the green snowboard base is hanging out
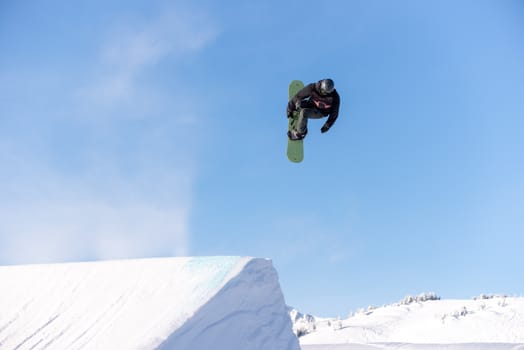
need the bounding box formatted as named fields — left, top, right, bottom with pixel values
left=287, top=80, right=305, bottom=163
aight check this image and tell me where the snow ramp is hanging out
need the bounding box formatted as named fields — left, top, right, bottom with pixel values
left=0, top=256, right=300, bottom=350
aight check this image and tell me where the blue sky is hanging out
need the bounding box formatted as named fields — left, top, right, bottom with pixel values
left=1, top=0, right=523, bottom=316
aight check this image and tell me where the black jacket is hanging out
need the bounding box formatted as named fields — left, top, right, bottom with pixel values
left=287, top=82, right=340, bottom=128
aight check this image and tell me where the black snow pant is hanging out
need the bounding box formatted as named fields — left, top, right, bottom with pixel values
left=296, top=108, right=325, bottom=134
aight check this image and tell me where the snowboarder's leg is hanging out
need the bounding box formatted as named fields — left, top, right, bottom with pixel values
left=296, top=108, right=324, bottom=134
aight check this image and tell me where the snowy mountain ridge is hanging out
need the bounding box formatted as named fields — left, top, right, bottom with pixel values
left=291, top=293, right=524, bottom=347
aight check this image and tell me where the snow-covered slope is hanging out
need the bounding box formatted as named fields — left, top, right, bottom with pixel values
left=0, top=256, right=300, bottom=350
left=295, top=294, right=524, bottom=350
left=302, top=344, right=524, bottom=350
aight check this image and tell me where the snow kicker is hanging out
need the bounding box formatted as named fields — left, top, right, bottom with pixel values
left=0, top=256, right=300, bottom=350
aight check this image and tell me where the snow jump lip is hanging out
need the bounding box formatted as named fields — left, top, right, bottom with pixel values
left=0, top=256, right=300, bottom=350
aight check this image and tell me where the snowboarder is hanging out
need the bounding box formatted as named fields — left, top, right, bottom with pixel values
left=286, top=78, right=340, bottom=140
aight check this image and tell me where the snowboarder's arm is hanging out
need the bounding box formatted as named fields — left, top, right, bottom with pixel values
left=287, top=83, right=315, bottom=114
left=324, top=91, right=340, bottom=129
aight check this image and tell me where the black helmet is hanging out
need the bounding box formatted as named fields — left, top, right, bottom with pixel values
left=319, top=79, right=335, bottom=95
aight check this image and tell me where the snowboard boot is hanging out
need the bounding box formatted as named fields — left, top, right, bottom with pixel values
left=287, top=128, right=307, bottom=140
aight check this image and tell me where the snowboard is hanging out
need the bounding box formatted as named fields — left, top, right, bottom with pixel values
left=287, top=80, right=305, bottom=163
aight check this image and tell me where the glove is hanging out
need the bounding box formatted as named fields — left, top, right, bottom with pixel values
left=320, top=123, right=331, bottom=133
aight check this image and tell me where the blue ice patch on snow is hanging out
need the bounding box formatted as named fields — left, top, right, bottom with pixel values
left=184, top=256, right=245, bottom=292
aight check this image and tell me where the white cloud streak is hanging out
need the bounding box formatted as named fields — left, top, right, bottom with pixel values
left=77, top=5, right=218, bottom=112
left=0, top=202, right=189, bottom=265
left=0, top=4, right=218, bottom=265
left=0, top=153, right=193, bottom=265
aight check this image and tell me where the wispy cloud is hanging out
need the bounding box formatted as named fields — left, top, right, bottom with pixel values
left=0, top=146, right=193, bottom=265
left=0, top=4, right=218, bottom=265
left=77, top=5, right=218, bottom=114
left=0, top=199, right=190, bottom=265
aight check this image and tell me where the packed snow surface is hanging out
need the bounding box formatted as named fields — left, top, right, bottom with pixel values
left=0, top=256, right=300, bottom=350
left=296, top=294, right=524, bottom=350
left=302, top=344, right=524, bottom=350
